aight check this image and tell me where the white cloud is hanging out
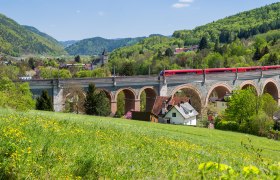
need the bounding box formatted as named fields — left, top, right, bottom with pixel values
left=172, top=3, right=190, bottom=8
left=172, top=0, right=194, bottom=8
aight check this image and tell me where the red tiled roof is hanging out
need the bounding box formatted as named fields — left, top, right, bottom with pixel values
left=168, top=96, right=189, bottom=106
left=152, top=96, right=169, bottom=116
left=151, top=96, right=189, bottom=116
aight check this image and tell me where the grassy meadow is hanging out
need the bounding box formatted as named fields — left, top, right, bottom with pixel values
left=0, top=108, right=280, bottom=179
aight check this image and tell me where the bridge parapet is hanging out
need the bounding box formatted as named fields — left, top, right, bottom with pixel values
left=23, top=70, right=280, bottom=113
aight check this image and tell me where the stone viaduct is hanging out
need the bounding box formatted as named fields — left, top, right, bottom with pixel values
left=26, top=69, right=280, bottom=114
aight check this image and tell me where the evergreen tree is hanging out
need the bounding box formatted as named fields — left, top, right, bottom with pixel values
left=198, top=37, right=208, bottom=50
left=36, top=90, right=53, bottom=111
left=165, top=48, right=174, bottom=57
left=84, top=83, right=110, bottom=116
left=268, top=53, right=278, bottom=65
left=94, top=91, right=111, bottom=116
left=84, top=83, right=97, bottom=115
left=214, top=39, right=220, bottom=52
left=28, top=58, right=35, bottom=70
left=74, top=55, right=81, bottom=63
left=261, top=45, right=270, bottom=56
left=253, top=47, right=262, bottom=61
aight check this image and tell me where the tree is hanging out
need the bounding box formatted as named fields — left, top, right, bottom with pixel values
left=225, top=88, right=257, bottom=125
left=253, top=47, right=262, bottom=61
left=214, top=39, right=220, bottom=53
left=36, top=90, right=53, bottom=111
left=250, top=112, right=274, bottom=136
left=116, top=91, right=125, bottom=117
left=0, top=76, right=35, bottom=111
left=94, top=91, right=111, bottom=116
left=165, top=48, right=174, bottom=57
left=28, top=57, right=35, bottom=70
left=64, top=84, right=85, bottom=114
left=267, top=53, right=278, bottom=65
left=219, top=31, right=231, bottom=43
left=199, top=37, right=208, bottom=50
left=120, top=61, right=136, bottom=76
left=84, top=83, right=110, bottom=116
left=261, top=93, right=279, bottom=118
left=262, top=46, right=269, bottom=56
left=75, top=55, right=81, bottom=63
left=205, top=52, right=224, bottom=68
left=0, top=65, right=20, bottom=80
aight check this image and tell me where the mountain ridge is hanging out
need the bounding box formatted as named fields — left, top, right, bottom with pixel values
left=0, top=14, right=66, bottom=56
left=65, top=36, right=146, bottom=55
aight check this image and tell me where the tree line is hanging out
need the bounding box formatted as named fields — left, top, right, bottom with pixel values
left=213, top=88, right=279, bottom=138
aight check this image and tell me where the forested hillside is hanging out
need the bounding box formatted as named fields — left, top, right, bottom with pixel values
left=23, top=25, right=61, bottom=46
left=108, top=2, right=280, bottom=76
left=0, top=14, right=66, bottom=56
left=65, top=36, right=145, bottom=55
left=173, top=2, right=280, bottom=45
left=60, top=40, right=79, bottom=48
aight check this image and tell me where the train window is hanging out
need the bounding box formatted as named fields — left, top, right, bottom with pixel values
left=177, top=72, right=187, bottom=75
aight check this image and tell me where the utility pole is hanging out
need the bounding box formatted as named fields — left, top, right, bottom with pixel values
left=113, top=65, right=116, bottom=86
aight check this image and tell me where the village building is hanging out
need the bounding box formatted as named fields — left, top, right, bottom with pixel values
left=130, top=96, right=198, bottom=126
left=164, top=102, right=198, bottom=125
left=174, top=45, right=199, bottom=54
left=209, top=97, right=228, bottom=111
left=91, top=49, right=108, bottom=69
left=209, top=93, right=231, bottom=112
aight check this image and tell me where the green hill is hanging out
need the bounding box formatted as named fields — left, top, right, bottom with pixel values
left=0, top=109, right=279, bottom=179
left=65, top=36, right=145, bottom=55
left=109, top=2, right=280, bottom=75
left=173, top=2, right=280, bottom=45
left=59, top=40, right=79, bottom=48
left=0, top=14, right=66, bottom=56
left=23, top=25, right=61, bottom=45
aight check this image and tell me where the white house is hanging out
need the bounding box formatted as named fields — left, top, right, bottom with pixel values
left=164, top=102, right=198, bottom=126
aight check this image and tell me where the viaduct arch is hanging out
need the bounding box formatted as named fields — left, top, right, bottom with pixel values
left=27, top=70, right=280, bottom=115
left=138, top=87, right=158, bottom=112
left=262, top=79, right=280, bottom=104
left=240, top=80, right=260, bottom=95
left=205, top=83, right=232, bottom=107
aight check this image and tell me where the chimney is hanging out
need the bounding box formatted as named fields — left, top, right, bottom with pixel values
left=161, top=100, right=168, bottom=114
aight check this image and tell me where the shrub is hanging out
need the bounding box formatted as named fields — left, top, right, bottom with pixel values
left=197, top=118, right=210, bottom=128
left=268, top=130, right=280, bottom=140
left=249, top=112, right=274, bottom=136
left=216, top=121, right=239, bottom=131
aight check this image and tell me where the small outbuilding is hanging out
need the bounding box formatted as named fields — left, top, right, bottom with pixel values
left=164, top=102, right=198, bottom=126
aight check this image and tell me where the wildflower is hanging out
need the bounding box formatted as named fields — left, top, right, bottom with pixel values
left=27, top=147, right=32, bottom=154
left=243, top=165, right=260, bottom=175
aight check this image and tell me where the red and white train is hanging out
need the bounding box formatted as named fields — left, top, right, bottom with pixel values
left=159, top=65, right=280, bottom=76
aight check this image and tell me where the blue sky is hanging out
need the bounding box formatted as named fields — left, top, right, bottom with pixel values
left=0, top=0, right=279, bottom=41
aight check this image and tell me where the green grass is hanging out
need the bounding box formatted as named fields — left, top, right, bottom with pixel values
left=0, top=109, right=280, bottom=179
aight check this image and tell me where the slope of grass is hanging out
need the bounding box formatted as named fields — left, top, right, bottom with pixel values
left=0, top=109, right=279, bottom=179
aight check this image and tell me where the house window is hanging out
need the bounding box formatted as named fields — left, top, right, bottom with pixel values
left=172, top=113, right=176, bottom=117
